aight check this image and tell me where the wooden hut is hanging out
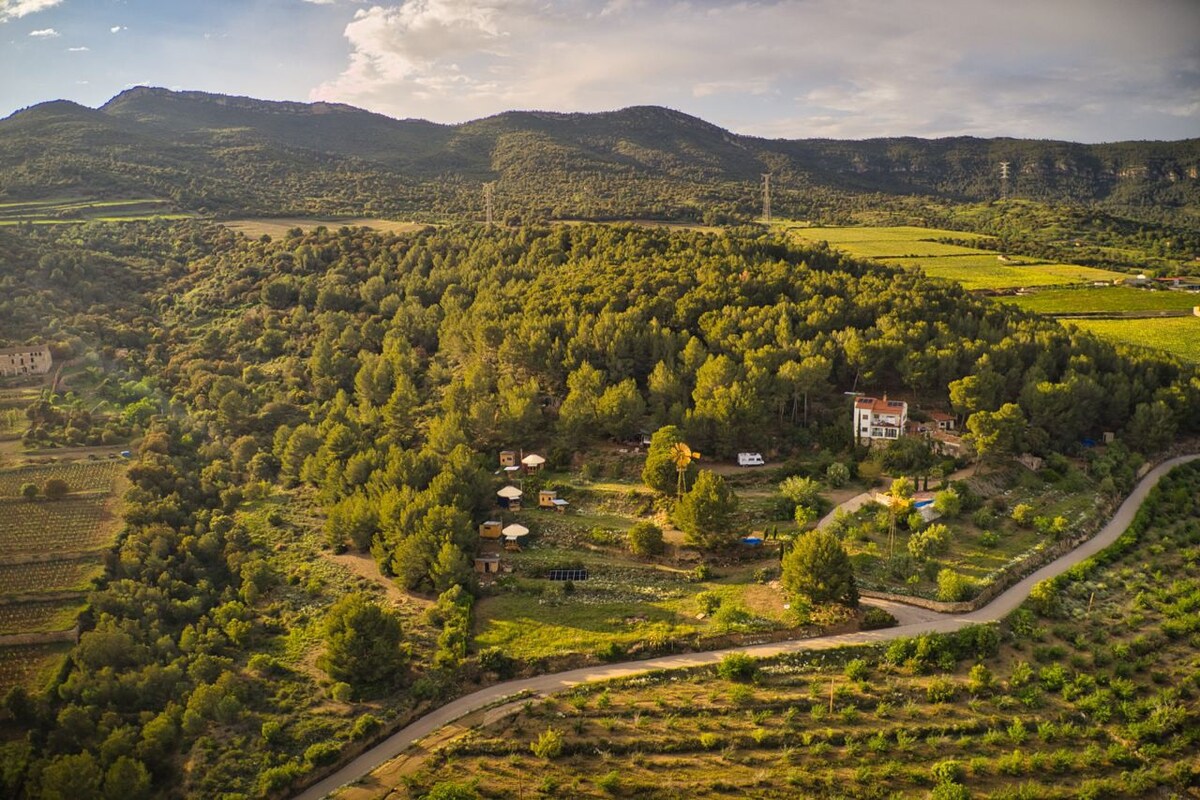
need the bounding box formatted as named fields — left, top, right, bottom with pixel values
left=479, top=520, right=502, bottom=539
left=499, top=450, right=518, bottom=468
left=474, top=553, right=501, bottom=574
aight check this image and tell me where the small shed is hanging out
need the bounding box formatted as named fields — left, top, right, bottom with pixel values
left=479, top=520, right=502, bottom=539
left=497, top=485, right=523, bottom=510
left=551, top=498, right=569, bottom=513
left=474, top=553, right=501, bottom=574
left=538, top=489, right=557, bottom=508
left=521, top=453, right=546, bottom=474
left=499, top=450, right=518, bottom=467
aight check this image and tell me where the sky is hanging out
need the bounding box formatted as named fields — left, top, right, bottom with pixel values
left=1, top=0, right=1198, bottom=142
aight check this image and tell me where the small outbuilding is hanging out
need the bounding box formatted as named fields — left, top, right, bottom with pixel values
left=538, top=490, right=557, bottom=508
left=479, top=520, right=502, bottom=539
left=499, top=450, right=518, bottom=467
left=521, top=453, right=546, bottom=474
left=474, top=553, right=501, bottom=574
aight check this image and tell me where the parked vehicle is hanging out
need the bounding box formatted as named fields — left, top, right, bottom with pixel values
left=737, top=452, right=765, bottom=466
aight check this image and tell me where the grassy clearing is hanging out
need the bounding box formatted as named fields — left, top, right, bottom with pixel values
left=908, top=261, right=1127, bottom=291
left=380, top=464, right=1200, bottom=800
left=1068, top=317, right=1200, bottom=363
left=221, top=217, right=427, bottom=239
left=1005, top=286, right=1200, bottom=314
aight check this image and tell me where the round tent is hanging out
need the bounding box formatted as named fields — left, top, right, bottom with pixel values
left=497, top=486, right=523, bottom=499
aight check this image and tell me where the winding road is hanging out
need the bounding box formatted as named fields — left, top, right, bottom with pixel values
left=294, top=453, right=1198, bottom=800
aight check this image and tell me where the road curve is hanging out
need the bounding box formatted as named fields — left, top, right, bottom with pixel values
left=294, top=453, right=1198, bottom=800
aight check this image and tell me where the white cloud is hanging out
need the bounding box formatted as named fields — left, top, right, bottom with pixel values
left=0, top=0, right=63, bottom=23
left=110, top=25, right=126, bottom=33
left=310, top=0, right=1200, bottom=140
left=67, top=45, right=87, bottom=51
left=27, top=26, right=58, bottom=37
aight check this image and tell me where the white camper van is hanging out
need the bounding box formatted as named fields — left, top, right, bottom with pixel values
left=737, top=452, right=765, bottom=467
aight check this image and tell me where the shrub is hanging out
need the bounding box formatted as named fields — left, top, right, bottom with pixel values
left=862, top=607, right=897, bottom=630
left=351, top=713, right=382, bottom=740
left=1011, top=504, right=1035, bottom=527
left=717, top=652, right=758, bottom=682
left=596, top=771, right=621, bottom=794
left=909, top=524, right=951, bottom=561
left=827, top=462, right=850, bottom=488
left=531, top=727, right=563, bottom=759
left=927, top=676, right=959, bottom=703
left=931, top=759, right=965, bottom=784
left=844, top=659, right=869, bottom=681
left=933, top=488, right=962, bottom=518
left=930, top=784, right=971, bottom=800
left=627, top=521, right=665, bottom=556
left=782, top=529, right=858, bottom=607
left=937, top=569, right=975, bottom=602
left=304, top=742, right=340, bottom=766
left=696, top=591, right=722, bottom=615
left=425, top=782, right=481, bottom=800
left=42, top=478, right=69, bottom=500
left=20, top=483, right=38, bottom=501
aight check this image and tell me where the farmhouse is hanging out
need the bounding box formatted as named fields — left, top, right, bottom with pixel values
left=0, top=345, right=52, bottom=378
left=853, top=396, right=908, bottom=444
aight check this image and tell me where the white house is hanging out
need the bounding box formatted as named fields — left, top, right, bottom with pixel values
left=853, top=396, right=908, bottom=444
left=0, top=345, right=52, bottom=378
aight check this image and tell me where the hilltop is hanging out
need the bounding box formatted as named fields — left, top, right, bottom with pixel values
left=2, top=87, right=1198, bottom=221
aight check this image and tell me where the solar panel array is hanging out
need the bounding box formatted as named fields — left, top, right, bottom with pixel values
left=546, top=568, right=588, bottom=581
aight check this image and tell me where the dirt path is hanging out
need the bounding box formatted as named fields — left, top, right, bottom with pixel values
left=294, top=453, right=1198, bottom=800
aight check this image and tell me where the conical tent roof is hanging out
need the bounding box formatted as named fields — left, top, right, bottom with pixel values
left=502, top=523, right=530, bottom=538
left=521, top=453, right=546, bottom=466
left=497, top=485, right=523, bottom=499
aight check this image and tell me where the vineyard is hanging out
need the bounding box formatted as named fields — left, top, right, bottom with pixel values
left=0, top=497, right=116, bottom=558
left=0, top=459, right=123, bottom=498
left=0, top=599, right=83, bottom=636
left=0, top=456, right=124, bottom=690
left=0, top=558, right=100, bottom=597
left=0, top=643, right=72, bottom=691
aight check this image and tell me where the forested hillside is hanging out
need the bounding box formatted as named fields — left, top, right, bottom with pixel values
left=0, top=220, right=1198, bottom=796
left=2, top=87, right=1198, bottom=222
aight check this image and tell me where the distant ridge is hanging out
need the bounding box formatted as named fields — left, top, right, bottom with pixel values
left=2, top=86, right=1197, bottom=220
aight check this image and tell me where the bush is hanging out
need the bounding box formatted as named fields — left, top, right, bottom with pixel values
left=861, top=607, right=897, bottom=630
left=596, top=770, right=621, bottom=794
left=827, top=462, right=850, bottom=488
left=304, top=741, right=340, bottom=766
left=845, top=658, right=869, bottom=681
left=782, top=529, right=858, bottom=607
left=531, top=727, right=564, bottom=759
left=696, top=591, right=722, bottom=615
left=937, top=569, right=975, bottom=602
left=931, top=759, right=965, bottom=784
left=42, top=478, right=69, bottom=500
left=20, top=483, right=37, bottom=501
left=717, top=652, right=758, bottom=682
left=1011, top=503, right=1035, bottom=527
left=627, top=521, right=665, bottom=556
left=908, top=523, right=951, bottom=561
left=425, top=782, right=481, bottom=800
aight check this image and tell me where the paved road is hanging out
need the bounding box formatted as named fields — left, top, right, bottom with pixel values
left=294, top=453, right=1198, bottom=800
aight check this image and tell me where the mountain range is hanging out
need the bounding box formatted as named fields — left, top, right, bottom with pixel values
left=2, top=86, right=1198, bottom=221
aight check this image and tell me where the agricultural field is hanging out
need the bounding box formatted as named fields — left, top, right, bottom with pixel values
left=0, top=496, right=117, bottom=559
left=1068, top=317, right=1200, bottom=363
left=0, top=197, right=190, bottom=225
left=788, top=224, right=1127, bottom=290
left=0, top=643, right=72, bottom=691
left=0, top=558, right=100, bottom=597
left=221, top=217, right=427, bottom=239
left=0, top=458, right=125, bottom=690
left=1005, top=286, right=1200, bottom=314
left=0, top=459, right=123, bottom=497
left=0, top=599, right=84, bottom=636
left=386, top=463, right=1200, bottom=800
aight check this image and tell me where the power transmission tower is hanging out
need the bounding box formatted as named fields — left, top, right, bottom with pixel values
left=761, top=173, right=772, bottom=223
left=483, top=182, right=495, bottom=225
left=999, top=161, right=1010, bottom=201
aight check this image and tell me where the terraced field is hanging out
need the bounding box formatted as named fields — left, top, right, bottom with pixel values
left=0, top=458, right=124, bottom=690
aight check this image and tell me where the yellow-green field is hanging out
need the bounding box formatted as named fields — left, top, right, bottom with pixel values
left=1005, top=286, right=1200, bottom=314
left=788, top=225, right=1127, bottom=291
left=0, top=197, right=190, bottom=225
left=1068, top=317, right=1200, bottom=363
left=221, top=217, right=427, bottom=238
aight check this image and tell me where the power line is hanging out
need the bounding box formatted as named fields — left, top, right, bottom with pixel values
left=999, top=161, right=1010, bottom=201
left=483, top=182, right=495, bottom=225
left=763, top=173, right=772, bottom=224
